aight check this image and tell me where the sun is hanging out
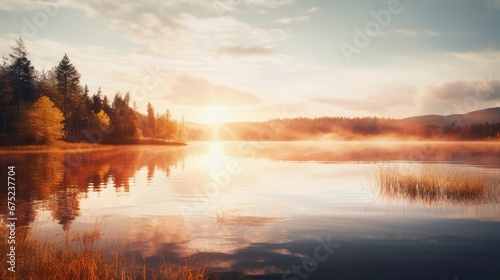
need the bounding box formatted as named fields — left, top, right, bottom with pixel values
left=203, top=105, right=231, bottom=124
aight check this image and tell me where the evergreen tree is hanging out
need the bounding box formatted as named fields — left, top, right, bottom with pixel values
left=176, top=116, right=188, bottom=143
left=147, top=102, right=155, bottom=137
left=83, top=84, right=91, bottom=112
left=102, top=95, right=111, bottom=115
left=36, top=69, right=60, bottom=109
left=7, top=37, right=36, bottom=123
left=54, top=53, right=80, bottom=130
left=110, top=93, right=142, bottom=138
left=90, top=86, right=103, bottom=114
left=155, top=109, right=177, bottom=141
left=0, top=65, right=13, bottom=134
left=165, top=109, right=176, bottom=141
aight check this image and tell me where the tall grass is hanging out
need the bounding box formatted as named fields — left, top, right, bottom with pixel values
left=372, top=164, right=499, bottom=205
left=0, top=225, right=210, bottom=280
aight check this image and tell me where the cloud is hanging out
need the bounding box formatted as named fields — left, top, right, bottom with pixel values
left=421, top=79, right=500, bottom=101
left=309, top=85, right=418, bottom=117
left=241, top=0, right=295, bottom=8
left=391, top=29, right=440, bottom=37
left=487, top=0, right=500, bottom=9
left=276, top=16, right=309, bottom=24
left=217, top=45, right=275, bottom=57
left=417, top=79, right=500, bottom=114
left=310, top=97, right=380, bottom=112
left=51, top=0, right=288, bottom=58
left=212, top=0, right=294, bottom=16
left=307, top=7, right=319, bottom=13
left=0, top=0, right=47, bottom=11
left=446, top=50, right=500, bottom=68
left=55, top=0, right=193, bottom=54
left=164, top=74, right=262, bottom=107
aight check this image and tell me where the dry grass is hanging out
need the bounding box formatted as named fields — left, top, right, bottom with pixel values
left=372, top=164, right=500, bottom=205
left=0, top=224, right=210, bottom=280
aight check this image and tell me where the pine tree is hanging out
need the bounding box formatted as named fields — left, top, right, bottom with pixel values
left=147, top=102, right=155, bottom=137
left=0, top=65, right=13, bottom=134
left=91, top=86, right=103, bottom=114
left=55, top=53, right=80, bottom=130
left=176, top=116, right=188, bottom=143
left=7, top=37, right=36, bottom=123
left=36, top=69, right=60, bottom=109
left=110, top=93, right=142, bottom=138
left=165, top=109, right=176, bottom=141
left=102, top=95, right=111, bottom=115
left=83, top=84, right=90, bottom=111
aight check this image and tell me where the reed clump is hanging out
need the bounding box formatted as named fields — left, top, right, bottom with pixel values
left=373, top=165, right=498, bottom=205
left=0, top=225, right=209, bottom=280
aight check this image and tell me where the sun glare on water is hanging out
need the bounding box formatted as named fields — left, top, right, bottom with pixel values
left=204, top=141, right=227, bottom=169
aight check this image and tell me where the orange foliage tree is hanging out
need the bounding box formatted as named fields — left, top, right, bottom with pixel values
left=19, top=96, right=64, bottom=143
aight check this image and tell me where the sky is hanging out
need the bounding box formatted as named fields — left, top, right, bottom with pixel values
left=1, top=0, right=500, bottom=123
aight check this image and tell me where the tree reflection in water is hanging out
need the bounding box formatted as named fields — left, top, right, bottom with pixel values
left=0, top=146, right=186, bottom=230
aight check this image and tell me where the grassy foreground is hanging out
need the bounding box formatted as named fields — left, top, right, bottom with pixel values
left=372, top=164, right=500, bottom=205
left=0, top=225, right=209, bottom=280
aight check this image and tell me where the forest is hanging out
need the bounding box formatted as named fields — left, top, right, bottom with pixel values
left=188, top=116, right=500, bottom=141
left=0, top=38, right=186, bottom=145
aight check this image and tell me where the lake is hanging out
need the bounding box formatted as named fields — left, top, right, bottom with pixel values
left=1, top=141, right=500, bottom=279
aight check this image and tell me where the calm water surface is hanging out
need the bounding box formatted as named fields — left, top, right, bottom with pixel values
left=1, top=142, right=500, bottom=279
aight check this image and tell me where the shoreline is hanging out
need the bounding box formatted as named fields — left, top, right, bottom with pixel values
left=1, top=139, right=499, bottom=154
left=0, top=139, right=187, bottom=154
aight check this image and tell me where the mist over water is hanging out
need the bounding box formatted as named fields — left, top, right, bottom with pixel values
left=1, top=142, right=500, bottom=279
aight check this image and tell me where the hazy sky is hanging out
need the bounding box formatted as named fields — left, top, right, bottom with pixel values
left=1, top=0, right=500, bottom=123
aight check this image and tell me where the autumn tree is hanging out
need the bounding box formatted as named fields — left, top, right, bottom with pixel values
left=19, top=96, right=65, bottom=144
left=89, top=109, right=110, bottom=132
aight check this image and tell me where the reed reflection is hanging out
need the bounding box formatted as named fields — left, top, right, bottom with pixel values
left=0, top=146, right=186, bottom=230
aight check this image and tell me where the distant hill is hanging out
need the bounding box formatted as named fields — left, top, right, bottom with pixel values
left=186, top=107, right=500, bottom=129
left=400, top=107, right=500, bottom=126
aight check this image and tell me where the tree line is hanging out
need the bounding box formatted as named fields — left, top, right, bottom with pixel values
left=0, top=38, right=186, bottom=145
left=188, top=116, right=500, bottom=141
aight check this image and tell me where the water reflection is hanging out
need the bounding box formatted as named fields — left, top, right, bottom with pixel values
left=236, top=141, right=500, bottom=166
left=1, top=142, right=500, bottom=279
left=0, top=146, right=186, bottom=229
